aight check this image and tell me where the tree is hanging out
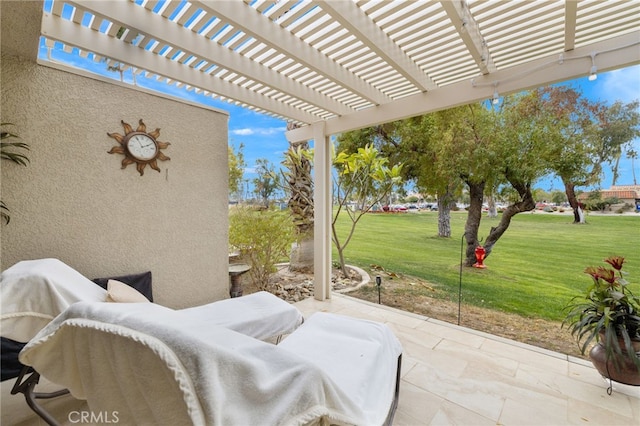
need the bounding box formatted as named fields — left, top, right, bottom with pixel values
left=469, top=89, right=589, bottom=262
left=538, top=87, right=639, bottom=223
left=228, top=143, right=245, bottom=200
left=450, top=103, right=507, bottom=265
left=337, top=114, right=464, bottom=238
left=282, top=142, right=314, bottom=272
left=396, top=112, right=463, bottom=237
left=542, top=87, right=599, bottom=223
left=628, top=148, right=638, bottom=185
left=551, top=190, right=567, bottom=205
left=252, top=158, right=279, bottom=208
left=597, top=100, right=640, bottom=186
left=335, top=124, right=402, bottom=209
left=332, top=144, right=403, bottom=276
left=455, top=94, right=552, bottom=266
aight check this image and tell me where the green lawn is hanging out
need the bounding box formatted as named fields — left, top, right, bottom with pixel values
left=332, top=211, right=640, bottom=322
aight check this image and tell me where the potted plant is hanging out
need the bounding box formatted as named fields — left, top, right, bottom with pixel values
left=563, top=256, right=640, bottom=386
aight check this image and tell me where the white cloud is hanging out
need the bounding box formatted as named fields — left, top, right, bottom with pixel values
left=231, top=127, right=286, bottom=136
left=232, top=128, right=255, bottom=136
left=598, top=65, right=640, bottom=103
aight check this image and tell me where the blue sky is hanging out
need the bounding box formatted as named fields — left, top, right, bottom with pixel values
left=38, top=29, right=639, bottom=194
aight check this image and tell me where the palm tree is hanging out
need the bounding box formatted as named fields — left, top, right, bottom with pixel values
left=282, top=141, right=314, bottom=272
left=628, top=148, right=638, bottom=185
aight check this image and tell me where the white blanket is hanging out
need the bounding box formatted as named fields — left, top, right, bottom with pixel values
left=1, top=259, right=303, bottom=345
left=1, top=259, right=107, bottom=342
left=20, top=302, right=398, bottom=425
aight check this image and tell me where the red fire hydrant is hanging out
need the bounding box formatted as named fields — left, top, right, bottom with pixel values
left=473, top=245, right=487, bottom=269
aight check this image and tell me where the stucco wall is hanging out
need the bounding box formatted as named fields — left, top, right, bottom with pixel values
left=1, top=55, right=230, bottom=308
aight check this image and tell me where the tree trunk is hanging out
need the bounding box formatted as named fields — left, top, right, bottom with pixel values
left=337, top=246, right=348, bottom=277
left=611, top=156, right=621, bottom=187
left=483, top=186, right=536, bottom=256
left=481, top=172, right=537, bottom=261
left=486, top=194, right=498, bottom=218
left=563, top=179, right=586, bottom=224
left=289, top=233, right=314, bottom=273
left=284, top=142, right=315, bottom=270
left=437, top=202, right=451, bottom=237
left=463, top=181, right=485, bottom=266
left=436, top=186, right=456, bottom=237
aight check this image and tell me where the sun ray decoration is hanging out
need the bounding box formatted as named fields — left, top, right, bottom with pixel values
left=107, top=119, right=170, bottom=176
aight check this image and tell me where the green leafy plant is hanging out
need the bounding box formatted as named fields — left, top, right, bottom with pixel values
left=332, top=144, right=403, bottom=277
left=563, top=256, right=640, bottom=370
left=229, top=206, right=295, bottom=290
left=1, top=123, right=29, bottom=224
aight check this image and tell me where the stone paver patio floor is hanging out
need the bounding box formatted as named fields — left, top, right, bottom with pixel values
left=294, top=293, right=640, bottom=425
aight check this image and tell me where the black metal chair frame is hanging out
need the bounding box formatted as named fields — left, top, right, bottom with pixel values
left=383, top=354, right=403, bottom=426
left=10, top=365, right=67, bottom=426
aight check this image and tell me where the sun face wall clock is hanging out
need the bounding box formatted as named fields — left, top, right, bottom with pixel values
left=107, top=119, right=170, bottom=176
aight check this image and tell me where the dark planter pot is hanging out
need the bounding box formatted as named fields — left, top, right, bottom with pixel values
left=589, top=340, right=640, bottom=386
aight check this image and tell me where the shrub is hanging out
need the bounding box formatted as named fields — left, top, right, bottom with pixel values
left=229, top=206, right=295, bottom=290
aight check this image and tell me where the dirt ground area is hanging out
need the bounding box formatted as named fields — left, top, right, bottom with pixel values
left=254, top=265, right=586, bottom=360
left=347, top=272, right=584, bottom=359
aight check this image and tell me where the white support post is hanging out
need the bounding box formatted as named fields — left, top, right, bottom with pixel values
left=313, top=121, right=332, bottom=301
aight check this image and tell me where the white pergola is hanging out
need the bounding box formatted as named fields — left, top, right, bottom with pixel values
left=39, top=0, right=640, bottom=300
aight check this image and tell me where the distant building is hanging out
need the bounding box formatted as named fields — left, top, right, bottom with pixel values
left=578, top=185, right=640, bottom=211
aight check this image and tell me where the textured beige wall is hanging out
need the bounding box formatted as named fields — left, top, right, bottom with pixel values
left=1, top=3, right=230, bottom=307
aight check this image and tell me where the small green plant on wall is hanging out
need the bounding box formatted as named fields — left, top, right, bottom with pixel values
left=1, top=123, right=29, bottom=224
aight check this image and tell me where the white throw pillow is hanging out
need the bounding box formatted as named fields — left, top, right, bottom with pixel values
left=106, top=279, right=150, bottom=303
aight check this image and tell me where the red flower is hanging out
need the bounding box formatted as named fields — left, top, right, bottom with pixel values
left=597, top=267, right=617, bottom=285
left=604, top=255, right=625, bottom=271
left=584, top=266, right=600, bottom=281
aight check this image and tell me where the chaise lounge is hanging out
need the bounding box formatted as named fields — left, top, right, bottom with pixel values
left=2, top=258, right=403, bottom=425
left=20, top=302, right=402, bottom=425
left=1, top=258, right=302, bottom=424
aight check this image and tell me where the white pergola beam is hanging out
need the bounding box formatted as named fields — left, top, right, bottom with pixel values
left=441, top=0, right=496, bottom=75
left=191, top=0, right=390, bottom=106
left=287, top=31, right=640, bottom=142
left=40, top=12, right=318, bottom=124
left=564, top=0, right=578, bottom=51
left=70, top=0, right=353, bottom=118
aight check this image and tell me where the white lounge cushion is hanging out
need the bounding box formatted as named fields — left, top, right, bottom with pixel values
left=178, top=291, right=303, bottom=341
left=279, top=312, right=403, bottom=425
left=0, top=259, right=107, bottom=342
